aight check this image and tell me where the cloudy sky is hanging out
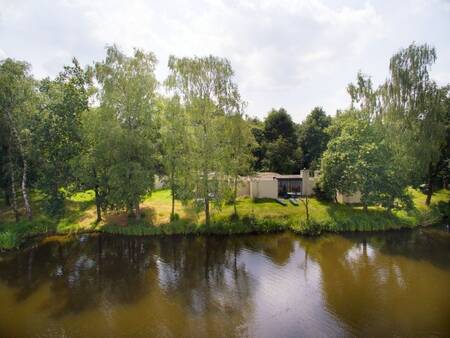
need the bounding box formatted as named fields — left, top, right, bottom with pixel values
left=1, top=0, right=449, bottom=122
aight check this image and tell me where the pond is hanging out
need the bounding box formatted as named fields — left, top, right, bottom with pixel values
left=0, top=227, right=449, bottom=337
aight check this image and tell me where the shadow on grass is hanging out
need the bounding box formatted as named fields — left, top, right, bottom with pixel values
left=323, top=203, right=405, bottom=232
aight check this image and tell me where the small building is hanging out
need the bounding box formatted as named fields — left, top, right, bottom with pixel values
left=241, top=170, right=320, bottom=199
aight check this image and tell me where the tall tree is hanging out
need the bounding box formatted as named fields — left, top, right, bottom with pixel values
left=160, top=95, right=190, bottom=220
left=385, top=43, right=447, bottom=205
left=224, top=108, right=255, bottom=217
left=261, top=108, right=301, bottom=173
left=0, top=58, right=36, bottom=220
left=249, top=117, right=265, bottom=171
left=75, top=107, right=115, bottom=223
left=34, top=59, right=91, bottom=216
left=321, top=110, right=408, bottom=211
left=166, top=55, right=239, bottom=225
left=95, top=46, right=159, bottom=220
left=297, top=107, right=331, bottom=169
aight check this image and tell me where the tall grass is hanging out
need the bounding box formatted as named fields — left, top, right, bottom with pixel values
left=1, top=188, right=448, bottom=250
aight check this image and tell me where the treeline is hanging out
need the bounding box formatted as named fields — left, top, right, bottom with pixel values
left=0, top=43, right=448, bottom=226
left=0, top=47, right=258, bottom=225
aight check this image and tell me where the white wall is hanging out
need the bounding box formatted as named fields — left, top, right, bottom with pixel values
left=250, top=179, right=278, bottom=199
left=237, top=179, right=250, bottom=197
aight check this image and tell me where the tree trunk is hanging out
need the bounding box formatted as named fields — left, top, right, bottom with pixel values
left=94, top=185, right=102, bottom=223
left=6, top=110, right=32, bottom=220
left=4, top=188, right=11, bottom=207
left=135, top=202, right=141, bottom=220
left=171, top=192, right=175, bottom=221
left=9, top=159, right=19, bottom=222
left=171, top=174, right=175, bottom=220
left=205, top=197, right=210, bottom=226
left=425, top=162, right=433, bottom=206
left=304, top=195, right=310, bottom=224
left=233, top=176, right=238, bottom=217
left=363, top=203, right=368, bottom=212
left=21, top=158, right=32, bottom=220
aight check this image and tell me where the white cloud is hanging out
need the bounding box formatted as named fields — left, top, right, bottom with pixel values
left=0, top=0, right=449, bottom=121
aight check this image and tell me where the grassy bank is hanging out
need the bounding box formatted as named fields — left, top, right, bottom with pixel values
left=1, top=188, right=449, bottom=250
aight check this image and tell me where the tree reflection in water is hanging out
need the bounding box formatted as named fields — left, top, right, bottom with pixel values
left=299, top=227, right=450, bottom=337
left=0, top=228, right=449, bottom=337
left=0, top=234, right=256, bottom=337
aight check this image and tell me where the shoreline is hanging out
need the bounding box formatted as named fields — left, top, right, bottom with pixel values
left=1, top=188, right=449, bottom=251
left=2, top=215, right=448, bottom=253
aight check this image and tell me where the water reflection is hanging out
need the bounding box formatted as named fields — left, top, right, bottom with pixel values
left=299, top=228, right=450, bottom=337
left=0, top=228, right=449, bottom=337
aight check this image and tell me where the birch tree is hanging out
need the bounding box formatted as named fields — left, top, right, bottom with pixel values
left=385, top=43, right=447, bottom=205
left=95, top=46, right=159, bottom=220
left=0, top=59, right=36, bottom=220
left=166, top=55, right=240, bottom=225
left=224, top=109, right=255, bottom=217
left=160, top=95, right=190, bottom=220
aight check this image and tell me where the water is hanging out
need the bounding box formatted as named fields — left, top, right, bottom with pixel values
left=0, top=227, right=449, bottom=337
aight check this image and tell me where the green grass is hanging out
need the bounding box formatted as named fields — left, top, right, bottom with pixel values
left=0, top=188, right=448, bottom=250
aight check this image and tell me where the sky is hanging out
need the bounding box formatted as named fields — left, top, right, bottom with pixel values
left=1, top=0, right=449, bottom=122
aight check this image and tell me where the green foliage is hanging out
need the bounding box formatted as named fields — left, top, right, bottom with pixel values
left=166, top=55, right=248, bottom=224
left=312, top=179, right=333, bottom=202
left=160, top=95, right=191, bottom=219
left=33, top=58, right=91, bottom=216
left=0, top=231, right=18, bottom=250
left=94, top=46, right=159, bottom=219
left=259, top=108, right=301, bottom=173
left=297, top=107, right=331, bottom=169
left=222, top=111, right=255, bottom=216
left=0, top=58, right=37, bottom=220
left=1, top=188, right=448, bottom=250
left=321, top=109, right=408, bottom=210
left=384, top=43, right=447, bottom=203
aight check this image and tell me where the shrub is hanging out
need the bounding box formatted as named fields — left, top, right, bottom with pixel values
left=0, top=231, right=19, bottom=250
left=313, top=181, right=333, bottom=202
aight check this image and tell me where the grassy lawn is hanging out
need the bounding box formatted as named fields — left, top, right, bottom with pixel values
left=0, top=188, right=449, bottom=250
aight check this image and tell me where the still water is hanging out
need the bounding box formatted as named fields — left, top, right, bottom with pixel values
left=0, top=227, right=449, bottom=337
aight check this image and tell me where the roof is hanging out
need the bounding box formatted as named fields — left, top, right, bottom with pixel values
left=276, top=175, right=301, bottom=179
left=251, top=172, right=302, bottom=181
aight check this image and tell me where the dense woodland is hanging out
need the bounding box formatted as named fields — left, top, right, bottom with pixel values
left=1, top=43, right=449, bottom=225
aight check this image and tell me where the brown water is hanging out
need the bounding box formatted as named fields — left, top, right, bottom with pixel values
left=0, top=227, right=449, bottom=337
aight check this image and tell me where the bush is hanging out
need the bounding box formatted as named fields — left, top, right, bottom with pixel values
left=170, top=213, right=180, bottom=221
left=0, top=231, right=19, bottom=250
left=299, top=220, right=322, bottom=236
left=313, top=181, right=333, bottom=202
left=436, top=201, right=450, bottom=219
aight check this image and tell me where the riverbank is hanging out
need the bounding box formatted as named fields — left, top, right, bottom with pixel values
left=1, top=188, right=449, bottom=250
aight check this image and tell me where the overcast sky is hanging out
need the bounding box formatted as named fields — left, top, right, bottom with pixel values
left=1, top=0, right=449, bottom=122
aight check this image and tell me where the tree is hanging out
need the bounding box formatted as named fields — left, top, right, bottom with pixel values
left=261, top=108, right=301, bottom=173
left=249, top=117, right=265, bottom=171
left=95, top=46, right=159, bottom=220
left=297, top=107, right=331, bottom=169
left=385, top=43, right=447, bottom=205
left=224, top=109, right=255, bottom=217
left=160, top=95, right=190, bottom=220
left=75, top=107, right=116, bottom=223
left=321, top=110, right=408, bottom=211
left=434, top=94, right=450, bottom=189
left=0, top=58, right=36, bottom=220
left=263, top=136, right=301, bottom=174
left=166, top=55, right=240, bottom=225
left=33, top=59, right=91, bottom=216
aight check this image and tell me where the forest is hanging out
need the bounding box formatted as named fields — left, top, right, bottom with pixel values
left=0, top=42, right=449, bottom=240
